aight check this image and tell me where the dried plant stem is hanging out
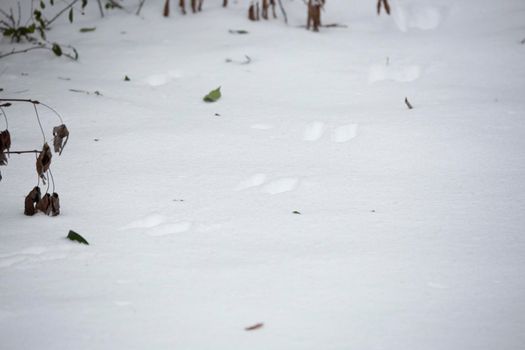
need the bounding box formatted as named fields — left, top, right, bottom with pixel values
left=33, top=104, right=46, bottom=143
left=5, top=150, right=40, bottom=154
left=405, top=97, right=414, bottom=109
left=47, top=0, right=81, bottom=26
left=0, top=106, right=8, bottom=129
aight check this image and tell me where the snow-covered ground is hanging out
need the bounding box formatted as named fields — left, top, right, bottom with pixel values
left=1, top=0, right=525, bottom=349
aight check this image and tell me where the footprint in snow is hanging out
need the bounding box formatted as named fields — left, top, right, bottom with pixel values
left=332, top=124, right=358, bottom=143
left=391, top=0, right=446, bottom=32
left=147, top=222, right=193, bottom=237
left=144, top=70, right=182, bottom=87
left=303, top=122, right=326, bottom=141
left=368, top=64, right=421, bottom=83
left=121, top=214, right=167, bottom=230
left=235, top=173, right=267, bottom=191
left=251, top=124, right=274, bottom=130
left=0, top=245, right=76, bottom=269
left=262, top=178, right=299, bottom=195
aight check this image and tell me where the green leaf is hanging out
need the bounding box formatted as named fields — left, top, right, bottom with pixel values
left=81, top=0, right=88, bottom=9
left=79, top=27, right=96, bottom=33
left=40, top=1, right=46, bottom=9
left=67, top=230, right=89, bottom=245
left=68, top=8, right=73, bottom=23
left=52, top=43, right=62, bottom=56
left=203, top=86, right=221, bottom=102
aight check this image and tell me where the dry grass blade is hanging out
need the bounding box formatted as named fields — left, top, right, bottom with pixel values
left=245, top=323, right=264, bottom=331
left=53, top=124, right=69, bottom=155
left=36, top=143, right=52, bottom=177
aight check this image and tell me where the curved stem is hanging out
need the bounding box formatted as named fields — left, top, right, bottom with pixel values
left=0, top=106, right=7, bottom=129
left=33, top=103, right=46, bottom=143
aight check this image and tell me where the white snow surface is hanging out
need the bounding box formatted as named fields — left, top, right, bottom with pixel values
left=1, top=0, right=525, bottom=349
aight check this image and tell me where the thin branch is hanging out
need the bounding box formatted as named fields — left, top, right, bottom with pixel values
left=405, top=97, right=414, bottom=110
left=277, top=0, right=288, bottom=24
left=97, top=0, right=105, bottom=18
left=136, top=0, right=147, bottom=15
left=5, top=150, right=40, bottom=154
left=46, top=0, right=80, bottom=26
left=0, top=106, right=8, bottom=129
left=0, top=98, right=40, bottom=104
left=33, top=103, right=46, bottom=143
left=38, top=102, right=64, bottom=124
left=0, top=45, right=48, bottom=59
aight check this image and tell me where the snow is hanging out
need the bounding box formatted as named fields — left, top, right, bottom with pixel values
left=1, top=0, right=525, bottom=349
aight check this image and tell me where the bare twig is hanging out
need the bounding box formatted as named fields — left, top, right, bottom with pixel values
left=97, top=0, right=105, bottom=17
left=5, top=150, right=40, bottom=154
left=277, top=0, right=288, bottom=24
left=136, top=0, right=147, bottom=15
left=46, top=0, right=81, bottom=26
left=405, top=97, right=413, bottom=110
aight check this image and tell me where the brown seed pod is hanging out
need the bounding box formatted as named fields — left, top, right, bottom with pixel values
left=37, top=193, right=52, bottom=215
left=50, top=192, right=60, bottom=216
left=52, top=124, right=69, bottom=155
left=24, top=186, right=41, bottom=216
left=0, top=129, right=11, bottom=151
left=0, top=130, right=11, bottom=166
left=36, top=143, right=52, bottom=177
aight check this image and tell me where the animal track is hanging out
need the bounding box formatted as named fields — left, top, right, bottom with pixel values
left=144, top=70, right=182, bottom=87
left=0, top=245, right=75, bottom=269
left=303, top=122, right=326, bottom=141
left=236, top=175, right=300, bottom=195
left=147, top=222, right=193, bottom=237
left=391, top=1, right=445, bottom=32
left=368, top=63, right=421, bottom=83
left=251, top=124, right=274, bottom=130
left=302, top=122, right=359, bottom=143
left=122, top=214, right=193, bottom=237
left=121, top=214, right=166, bottom=230
left=235, top=173, right=267, bottom=191
left=332, top=124, right=358, bottom=143
left=262, top=178, right=299, bottom=195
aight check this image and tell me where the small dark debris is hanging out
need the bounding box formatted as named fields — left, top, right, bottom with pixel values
left=214, top=113, right=221, bottom=117
left=58, top=77, right=71, bottom=81
left=405, top=97, right=414, bottom=110
left=370, top=210, right=376, bottom=213
left=245, top=323, right=264, bottom=331
left=94, top=138, right=100, bottom=142
left=521, top=38, right=525, bottom=44
left=229, top=29, right=249, bottom=34
left=124, top=75, right=131, bottom=81
left=172, top=199, right=184, bottom=202
left=292, top=211, right=301, bottom=215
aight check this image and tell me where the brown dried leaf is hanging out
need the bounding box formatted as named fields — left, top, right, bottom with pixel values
left=0, top=129, right=11, bottom=151
left=24, top=186, right=41, bottom=216
left=37, top=193, right=52, bottom=215
left=50, top=192, right=60, bottom=216
left=52, top=124, right=69, bottom=155
left=0, top=149, right=6, bottom=166
left=0, top=130, right=11, bottom=166
left=36, top=143, right=52, bottom=177
left=245, top=323, right=264, bottom=331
